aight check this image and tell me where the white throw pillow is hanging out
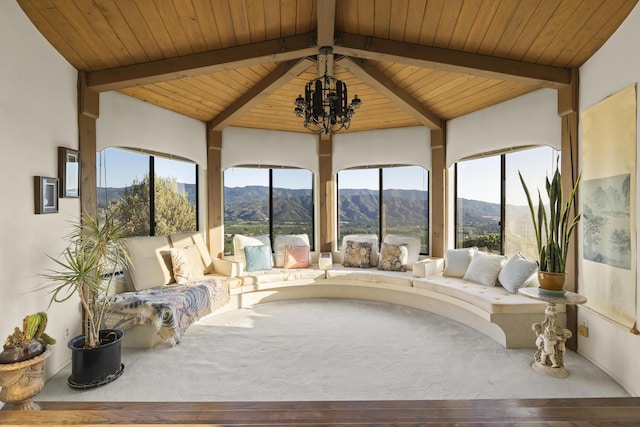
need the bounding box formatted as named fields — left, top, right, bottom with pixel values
left=341, top=234, right=379, bottom=267
left=463, top=251, right=507, bottom=287
left=233, top=234, right=273, bottom=268
left=498, top=252, right=538, bottom=293
left=274, top=234, right=310, bottom=267
left=382, top=235, right=420, bottom=269
left=443, top=247, right=476, bottom=278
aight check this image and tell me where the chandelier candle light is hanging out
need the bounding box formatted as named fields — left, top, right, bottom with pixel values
left=294, top=46, right=362, bottom=135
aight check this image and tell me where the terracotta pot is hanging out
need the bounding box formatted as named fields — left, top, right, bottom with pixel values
left=538, top=271, right=567, bottom=291
left=0, top=346, right=51, bottom=410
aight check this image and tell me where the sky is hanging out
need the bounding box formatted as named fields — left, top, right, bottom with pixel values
left=98, top=146, right=560, bottom=205
left=97, top=148, right=196, bottom=188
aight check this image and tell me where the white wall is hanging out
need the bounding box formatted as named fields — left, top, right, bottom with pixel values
left=0, top=2, right=81, bottom=381
left=447, top=89, right=561, bottom=166
left=221, top=127, right=318, bottom=173
left=98, top=92, right=207, bottom=165
left=332, top=127, right=431, bottom=172
left=578, top=2, right=640, bottom=396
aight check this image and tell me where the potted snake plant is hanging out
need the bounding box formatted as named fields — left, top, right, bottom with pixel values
left=519, top=163, right=581, bottom=293
left=42, top=212, right=129, bottom=389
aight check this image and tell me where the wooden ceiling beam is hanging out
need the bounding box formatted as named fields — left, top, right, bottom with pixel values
left=338, top=57, right=443, bottom=130
left=208, top=57, right=314, bottom=131
left=334, top=32, right=571, bottom=88
left=86, top=33, right=318, bottom=92
left=316, top=0, right=336, bottom=77
left=316, top=0, right=335, bottom=47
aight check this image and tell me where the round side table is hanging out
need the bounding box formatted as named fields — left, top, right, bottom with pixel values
left=519, top=288, right=587, bottom=378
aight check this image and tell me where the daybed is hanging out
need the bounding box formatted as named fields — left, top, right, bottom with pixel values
left=109, top=232, right=563, bottom=349
left=103, top=231, right=238, bottom=348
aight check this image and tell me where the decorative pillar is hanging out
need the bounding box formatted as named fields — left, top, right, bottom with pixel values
left=206, top=126, right=224, bottom=258
left=318, top=133, right=334, bottom=253
left=430, top=125, right=447, bottom=258
left=557, top=68, right=580, bottom=351
left=78, top=71, right=99, bottom=218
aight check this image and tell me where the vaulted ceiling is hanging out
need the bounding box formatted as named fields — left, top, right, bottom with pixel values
left=18, top=0, right=638, bottom=134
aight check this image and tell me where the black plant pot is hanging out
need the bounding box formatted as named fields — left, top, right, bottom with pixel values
left=67, top=329, right=124, bottom=389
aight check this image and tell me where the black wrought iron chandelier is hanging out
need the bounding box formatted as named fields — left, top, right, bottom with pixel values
left=294, top=46, right=362, bottom=135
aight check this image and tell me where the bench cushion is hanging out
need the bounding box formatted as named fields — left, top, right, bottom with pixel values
left=413, top=273, right=549, bottom=315
left=241, top=267, right=325, bottom=286
left=124, top=236, right=173, bottom=291
left=326, top=265, right=414, bottom=287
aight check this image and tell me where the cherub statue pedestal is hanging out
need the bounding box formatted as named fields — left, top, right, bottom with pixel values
left=519, top=288, right=587, bottom=378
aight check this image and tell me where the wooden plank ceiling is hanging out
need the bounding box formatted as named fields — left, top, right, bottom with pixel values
left=17, top=0, right=638, bottom=134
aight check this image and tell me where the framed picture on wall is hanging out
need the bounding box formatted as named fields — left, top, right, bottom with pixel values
left=35, top=176, right=59, bottom=214
left=58, top=147, right=80, bottom=198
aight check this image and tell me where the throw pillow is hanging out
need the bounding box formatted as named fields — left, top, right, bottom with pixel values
left=283, top=245, right=310, bottom=269
left=378, top=242, right=409, bottom=272
left=443, top=247, right=477, bottom=278
left=170, top=248, right=191, bottom=285
left=244, top=244, right=273, bottom=272
left=498, top=252, right=538, bottom=293
left=343, top=240, right=373, bottom=269
left=463, top=251, right=507, bottom=287
left=233, top=234, right=273, bottom=268
left=382, top=235, right=420, bottom=268
left=274, top=234, right=310, bottom=267
left=341, top=234, right=379, bottom=267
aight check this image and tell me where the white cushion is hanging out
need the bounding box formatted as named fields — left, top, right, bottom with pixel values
left=443, top=247, right=476, bottom=278
left=169, top=232, right=213, bottom=274
left=233, top=234, right=273, bottom=267
left=382, top=235, right=421, bottom=269
left=124, top=236, right=172, bottom=291
left=499, top=252, right=538, bottom=293
left=463, top=251, right=507, bottom=287
left=341, top=234, right=379, bottom=267
left=274, top=234, right=310, bottom=267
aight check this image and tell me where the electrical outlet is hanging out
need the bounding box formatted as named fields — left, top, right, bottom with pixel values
left=578, top=324, right=589, bottom=337
left=64, top=326, right=71, bottom=339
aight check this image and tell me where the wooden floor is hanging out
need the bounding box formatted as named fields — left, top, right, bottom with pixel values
left=1, top=398, right=640, bottom=426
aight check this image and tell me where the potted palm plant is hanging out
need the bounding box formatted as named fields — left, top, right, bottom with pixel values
left=42, top=212, right=129, bottom=389
left=519, top=163, right=581, bottom=293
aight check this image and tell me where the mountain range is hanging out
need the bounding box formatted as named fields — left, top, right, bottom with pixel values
left=98, top=184, right=501, bottom=231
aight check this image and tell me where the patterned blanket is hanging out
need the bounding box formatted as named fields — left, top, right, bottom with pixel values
left=104, top=278, right=230, bottom=346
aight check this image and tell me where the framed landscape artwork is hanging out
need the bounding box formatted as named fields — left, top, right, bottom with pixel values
left=35, top=176, right=59, bottom=214
left=58, top=147, right=80, bottom=198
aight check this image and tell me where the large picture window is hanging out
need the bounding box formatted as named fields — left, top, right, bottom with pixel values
left=223, top=167, right=314, bottom=255
left=97, top=148, right=198, bottom=237
left=337, top=165, right=429, bottom=254
left=455, top=146, right=558, bottom=256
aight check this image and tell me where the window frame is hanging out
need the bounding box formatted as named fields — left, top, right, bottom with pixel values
left=97, top=147, right=199, bottom=237
left=337, top=165, right=430, bottom=255
left=454, top=146, right=558, bottom=255
left=223, top=166, right=316, bottom=255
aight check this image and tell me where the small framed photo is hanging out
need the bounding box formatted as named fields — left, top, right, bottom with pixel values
left=58, top=147, right=80, bottom=198
left=35, top=176, right=59, bottom=214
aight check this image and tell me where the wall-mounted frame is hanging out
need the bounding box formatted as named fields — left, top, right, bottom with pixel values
left=35, top=176, right=59, bottom=214
left=58, top=147, right=80, bottom=198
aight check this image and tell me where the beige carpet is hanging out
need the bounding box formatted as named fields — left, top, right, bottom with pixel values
left=36, top=299, right=629, bottom=402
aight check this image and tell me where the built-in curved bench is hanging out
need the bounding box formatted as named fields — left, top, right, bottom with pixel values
left=223, top=274, right=561, bottom=349
left=113, top=234, right=562, bottom=350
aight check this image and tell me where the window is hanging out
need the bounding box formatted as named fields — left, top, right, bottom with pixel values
left=97, top=148, right=198, bottom=237
left=505, top=147, right=558, bottom=260
left=455, top=156, right=501, bottom=253
left=223, top=167, right=314, bottom=255
left=338, top=165, right=429, bottom=254
left=455, top=146, right=558, bottom=256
